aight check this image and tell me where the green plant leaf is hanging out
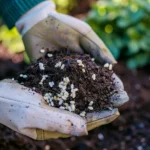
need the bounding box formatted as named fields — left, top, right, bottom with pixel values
left=126, top=53, right=150, bottom=69
left=127, top=40, right=140, bottom=55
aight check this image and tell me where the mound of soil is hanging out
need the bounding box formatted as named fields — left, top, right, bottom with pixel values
left=17, top=50, right=116, bottom=116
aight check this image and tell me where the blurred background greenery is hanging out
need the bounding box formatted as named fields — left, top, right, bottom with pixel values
left=0, top=0, right=149, bottom=69
left=85, top=0, right=150, bottom=69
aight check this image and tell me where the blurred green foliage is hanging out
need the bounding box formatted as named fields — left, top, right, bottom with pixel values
left=0, top=25, right=31, bottom=63
left=0, top=25, right=24, bottom=53
left=85, top=0, right=150, bottom=69
left=52, top=0, right=77, bottom=13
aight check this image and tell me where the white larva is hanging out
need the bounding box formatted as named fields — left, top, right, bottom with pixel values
left=109, top=64, right=113, bottom=70
left=61, top=64, right=65, bottom=69
left=92, top=74, right=96, bottom=80
left=71, top=104, right=75, bottom=111
left=104, top=63, right=109, bottom=68
left=68, top=106, right=72, bottom=112
left=70, top=101, right=75, bottom=104
left=47, top=53, right=53, bottom=57
left=49, top=81, right=55, bottom=87
left=40, top=49, right=45, bottom=53
left=59, top=100, right=64, bottom=105
left=80, top=111, right=86, bottom=117
left=89, top=101, right=94, bottom=106
left=82, top=69, right=85, bottom=73
left=88, top=106, right=93, bottom=110
left=39, top=62, right=45, bottom=70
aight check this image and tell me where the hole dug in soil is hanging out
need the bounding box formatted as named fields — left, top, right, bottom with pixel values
left=17, top=50, right=117, bottom=117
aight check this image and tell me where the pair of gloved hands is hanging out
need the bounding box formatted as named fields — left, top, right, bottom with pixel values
left=0, top=1, right=129, bottom=140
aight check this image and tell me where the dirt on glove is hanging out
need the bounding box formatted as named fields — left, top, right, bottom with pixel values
left=17, top=50, right=117, bottom=116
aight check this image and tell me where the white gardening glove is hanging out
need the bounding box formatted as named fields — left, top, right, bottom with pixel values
left=0, top=79, right=87, bottom=139
left=0, top=79, right=120, bottom=140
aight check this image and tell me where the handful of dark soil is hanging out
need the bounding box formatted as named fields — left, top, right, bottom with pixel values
left=17, top=50, right=117, bottom=117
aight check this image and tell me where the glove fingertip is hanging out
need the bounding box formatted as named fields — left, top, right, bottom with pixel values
left=110, top=90, right=129, bottom=107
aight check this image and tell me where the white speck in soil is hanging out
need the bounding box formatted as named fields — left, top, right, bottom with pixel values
left=71, top=104, right=75, bottom=111
left=50, top=101, right=54, bottom=106
left=20, top=74, right=23, bottom=77
left=39, top=62, right=45, bottom=70
left=80, top=111, right=86, bottom=117
left=61, top=64, right=65, bottom=69
left=109, top=64, right=113, bottom=70
left=70, top=84, right=74, bottom=89
left=91, top=58, right=95, bottom=61
left=39, top=75, right=48, bottom=85
left=98, top=133, right=104, bottom=140
left=104, top=63, right=109, bottom=68
left=92, top=74, right=96, bottom=80
left=88, top=106, right=93, bottom=110
left=81, top=64, right=85, bottom=67
left=47, top=53, right=53, bottom=57
left=89, top=101, right=94, bottom=106
left=55, top=61, right=62, bottom=68
left=108, top=107, right=113, bottom=111
left=63, top=77, right=70, bottom=84
left=77, top=60, right=85, bottom=68
left=68, top=106, right=72, bottom=112
left=77, top=60, right=82, bottom=64
left=59, top=100, right=63, bottom=105
left=40, top=49, right=45, bottom=53
left=49, top=81, right=55, bottom=87
left=82, top=68, right=85, bottom=73
left=70, top=101, right=75, bottom=104
left=23, top=74, right=28, bottom=78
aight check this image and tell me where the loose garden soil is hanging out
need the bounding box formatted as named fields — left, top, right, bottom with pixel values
left=17, top=50, right=116, bottom=116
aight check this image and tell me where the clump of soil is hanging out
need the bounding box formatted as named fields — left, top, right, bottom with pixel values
left=17, top=50, right=116, bottom=116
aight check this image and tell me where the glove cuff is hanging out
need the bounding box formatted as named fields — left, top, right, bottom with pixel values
left=16, top=1, right=56, bottom=36
left=0, top=0, right=47, bottom=29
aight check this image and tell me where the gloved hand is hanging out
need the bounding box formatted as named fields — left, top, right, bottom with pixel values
left=0, top=78, right=127, bottom=140
left=0, top=1, right=129, bottom=140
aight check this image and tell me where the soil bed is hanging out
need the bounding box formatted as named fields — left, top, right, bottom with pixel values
left=17, top=50, right=116, bottom=115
